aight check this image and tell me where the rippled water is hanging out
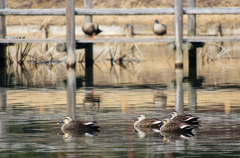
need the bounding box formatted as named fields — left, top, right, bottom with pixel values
left=1, top=42, right=240, bottom=157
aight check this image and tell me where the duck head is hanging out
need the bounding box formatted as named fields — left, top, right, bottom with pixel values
left=133, top=115, right=146, bottom=122
left=171, top=111, right=179, bottom=119
left=58, top=116, right=73, bottom=124
left=162, top=118, right=171, bottom=125
left=154, top=20, right=159, bottom=24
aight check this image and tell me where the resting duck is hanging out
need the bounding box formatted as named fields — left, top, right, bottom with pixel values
left=58, top=116, right=100, bottom=131
left=170, top=111, right=200, bottom=125
left=133, top=115, right=162, bottom=128
left=159, top=118, right=193, bottom=132
left=82, top=23, right=102, bottom=40
left=152, top=20, right=167, bottom=39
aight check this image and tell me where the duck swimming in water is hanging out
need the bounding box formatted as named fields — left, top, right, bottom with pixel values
left=58, top=116, right=100, bottom=131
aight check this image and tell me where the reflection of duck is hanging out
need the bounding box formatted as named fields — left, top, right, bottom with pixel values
left=82, top=23, right=102, bottom=40
left=58, top=116, right=100, bottom=131
left=134, top=126, right=160, bottom=138
left=160, top=131, right=194, bottom=142
left=170, top=111, right=200, bottom=125
left=60, top=128, right=98, bottom=143
left=160, top=118, right=193, bottom=132
left=152, top=20, right=167, bottom=39
left=134, top=115, right=162, bottom=128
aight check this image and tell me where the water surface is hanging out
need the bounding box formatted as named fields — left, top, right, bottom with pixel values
left=1, top=42, right=240, bottom=157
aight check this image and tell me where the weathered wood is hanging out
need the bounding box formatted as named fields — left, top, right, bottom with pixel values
left=84, top=0, right=93, bottom=64
left=0, top=36, right=239, bottom=44
left=84, top=0, right=92, bottom=23
left=174, top=0, right=183, bottom=67
left=66, top=0, right=76, bottom=68
left=188, top=0, right=196, bottom=37
left=0, top=7, right=240, bottom=16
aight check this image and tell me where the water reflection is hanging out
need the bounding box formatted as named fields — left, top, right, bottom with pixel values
left=1, top=43, right=240, bottom=157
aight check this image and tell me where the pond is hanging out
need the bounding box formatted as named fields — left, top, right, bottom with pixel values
left=1, top=42, right=240, bottom=158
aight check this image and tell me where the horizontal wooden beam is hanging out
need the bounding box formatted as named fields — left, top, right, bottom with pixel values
left=0, top=7, right=240, bottom=16
left=1, top=36, right=240, bottom=43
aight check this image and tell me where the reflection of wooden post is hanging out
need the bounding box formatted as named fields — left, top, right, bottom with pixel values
left=0, top=0, right=6, bottom=66
left=66, top=0, right=76, bottom=68
left=0, top=89, right=6, bottom=110
left=174, top=0, right=183, bottom=68
left=188, top=84, right=197, bottom=113
left=85, top=62, right=94, bottom=87
left=175, top=69, right=184, bottom=115
left=67, top=69, right=76, bottom=120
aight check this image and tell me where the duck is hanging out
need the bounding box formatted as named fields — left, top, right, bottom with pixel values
left=170, top=111, right=200, bottom=125
left=57, top=116, right=100, bottom=131
left=152, top=20, right=167, bottom=39
left=133, top=115, right=162, bottom=128
left=159, top=118, right=193, bottom=132
left=82, top=23, right=102, bottom=40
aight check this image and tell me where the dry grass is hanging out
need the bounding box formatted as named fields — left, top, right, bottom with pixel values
left=5, top=0, right=240, bottom=26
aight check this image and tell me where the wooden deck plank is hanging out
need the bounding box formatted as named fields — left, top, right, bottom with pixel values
left=0, top=36, right=240, bottom=44
left=0, top=7, right=240, bottom=15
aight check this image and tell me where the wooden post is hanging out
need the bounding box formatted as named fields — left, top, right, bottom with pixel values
left=188, top=0, right=197, bottom=68
left=66, top=0, right=76, bottom=68
left=188, top=0, right=196, bottom=37
left=174, top=0, right=183, bottom=68
left=84, top=0, right=93, bottom=64
left=0, top=0, right=6, bottom=67
left=84, top=0, right=92, bottom=22
left=175, top=69, right=184, bottom=115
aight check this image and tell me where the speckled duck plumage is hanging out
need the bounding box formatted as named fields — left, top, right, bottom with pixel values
left=134, top=115, right=162, bottom=128
left=159, top=118, right=193, bottom=133
left=170, top=111, right=200, bottom=125
left=58, top=116, right=100, bottom=131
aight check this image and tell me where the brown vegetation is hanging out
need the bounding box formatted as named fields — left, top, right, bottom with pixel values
left=5, top=0, right=240, bottom=27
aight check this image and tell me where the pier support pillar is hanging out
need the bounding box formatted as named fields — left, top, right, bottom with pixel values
left=174, top=0, right=183, bottom=68
left=66, top=0, right=76, bottom=69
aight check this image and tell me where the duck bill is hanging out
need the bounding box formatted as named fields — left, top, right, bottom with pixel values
left=57, top=120, right=64, bottom=124
left=133, top=118, right=138, bottom=122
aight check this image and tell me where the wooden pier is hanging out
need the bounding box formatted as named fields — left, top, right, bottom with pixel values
left=1, top=36, right=240, bottom=44
left=0, top=0, right=240, bottom=68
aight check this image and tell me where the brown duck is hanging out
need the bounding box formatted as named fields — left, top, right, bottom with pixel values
left=170, top=111, right=200, bottom=125
left=159, top=118, right=193, bottom=132
left=152, top=20, right=167, bottom=39
left=134, top=115, right=162, bottom=128
left=58, top=116, right=100, bottom=131
left=82, top=23, right=102, bottom=40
